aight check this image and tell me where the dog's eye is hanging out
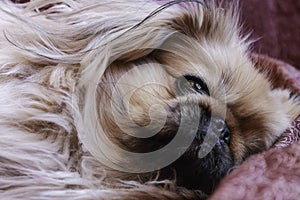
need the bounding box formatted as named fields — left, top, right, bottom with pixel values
left=177, top=75, right=209, bottom=95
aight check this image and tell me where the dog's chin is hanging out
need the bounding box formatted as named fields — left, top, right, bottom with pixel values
left=170, top=140, right=233, bottom=194
left=121, top=137, right=234, bottom=194
left=116, top=123, right=234, bottom=194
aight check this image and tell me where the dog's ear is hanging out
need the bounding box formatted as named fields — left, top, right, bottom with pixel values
left=113, top=1, right=242, bottom=63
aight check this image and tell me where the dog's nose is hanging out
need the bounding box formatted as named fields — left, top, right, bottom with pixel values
left=211, top=116, right=230, bottom=144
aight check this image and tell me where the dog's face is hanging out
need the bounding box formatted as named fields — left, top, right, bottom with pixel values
left=79, top=1, right=291, bottom=194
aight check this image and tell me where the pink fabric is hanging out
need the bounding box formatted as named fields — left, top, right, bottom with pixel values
left=210, top=141, right=300, bottom=199
left=274, top=116, right=300, bottom=148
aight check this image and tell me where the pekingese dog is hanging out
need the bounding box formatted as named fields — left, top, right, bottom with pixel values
left=0, top=0, right=299, bottom=199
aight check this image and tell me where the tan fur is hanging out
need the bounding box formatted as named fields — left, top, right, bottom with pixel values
left=0, top=0, right=299, bottom=199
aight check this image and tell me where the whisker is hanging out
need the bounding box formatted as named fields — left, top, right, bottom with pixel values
left=129, top=0, right=208, bottom=31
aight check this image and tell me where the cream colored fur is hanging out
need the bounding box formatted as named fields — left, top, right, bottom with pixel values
left=0, top=0, right=299, bottom=199
left=0, top=1, right=207, bottom=199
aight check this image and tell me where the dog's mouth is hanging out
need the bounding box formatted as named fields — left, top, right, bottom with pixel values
left=117, top=103, right=234, bottom=194
left=170, top=123, right=234, bottom=194
left=167, top=106, right=234, bottom=194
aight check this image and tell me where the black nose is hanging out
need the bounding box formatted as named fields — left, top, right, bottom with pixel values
left=211, top=117, right=230, bottom=144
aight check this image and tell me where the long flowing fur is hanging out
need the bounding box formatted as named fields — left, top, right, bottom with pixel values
left=0, top=0, right=211, bottom=199
left=0, top=0, right=299, bottom=199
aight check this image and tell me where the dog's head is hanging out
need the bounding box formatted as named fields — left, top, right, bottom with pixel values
left=75, top=1, right=290, bottom=194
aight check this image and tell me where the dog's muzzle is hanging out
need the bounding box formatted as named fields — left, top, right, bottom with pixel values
left=166, top=106, right=234, bottom=194
left=193, top=109, right=231, bottom=149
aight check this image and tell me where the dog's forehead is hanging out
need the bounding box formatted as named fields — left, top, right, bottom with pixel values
left=160, top=43, right=247, bottom=79
left=156, top=30, right=249, bottom=74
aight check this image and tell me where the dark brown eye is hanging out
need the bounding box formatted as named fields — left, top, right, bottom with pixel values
left=177, top=75, right=209, bottom=96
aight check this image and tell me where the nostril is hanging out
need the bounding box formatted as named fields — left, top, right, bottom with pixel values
left=213, top=118, right=226, bottom=132
left=221, top=126, right=230, bottom=144
left=212, top=117, right=231, bottom=144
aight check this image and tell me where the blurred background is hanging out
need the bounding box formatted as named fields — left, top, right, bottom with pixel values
left=240, top=0, right=300, bottom=69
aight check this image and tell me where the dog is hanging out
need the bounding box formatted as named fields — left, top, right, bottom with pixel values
left=0, top=0, right=299, bottom=199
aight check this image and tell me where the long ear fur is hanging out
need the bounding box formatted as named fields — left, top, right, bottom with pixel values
left=0, top=0, right=244, bottom=199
